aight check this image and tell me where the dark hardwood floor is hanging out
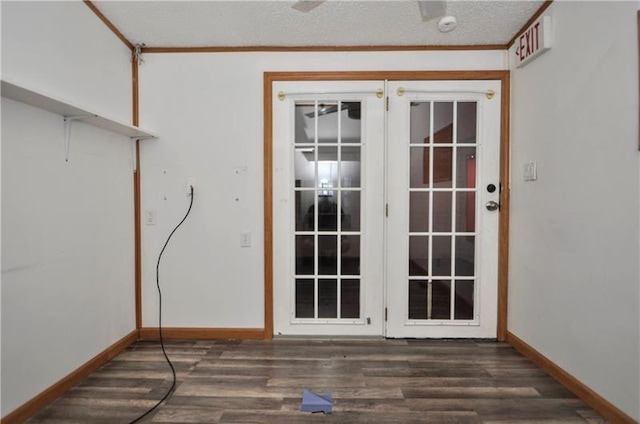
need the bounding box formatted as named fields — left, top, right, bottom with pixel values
left=29, top=339, right=607, bottom=423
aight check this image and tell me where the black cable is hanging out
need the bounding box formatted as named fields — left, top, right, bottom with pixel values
left=128, top=185, right=195, bottom=424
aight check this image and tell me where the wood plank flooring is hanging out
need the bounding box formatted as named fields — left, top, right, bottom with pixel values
left=28, top=339, right=607, bottom=423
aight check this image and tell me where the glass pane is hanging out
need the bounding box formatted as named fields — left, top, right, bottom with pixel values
left=341, top=279, right=360, bottom=318
left=342, top=102, right=361, bottom=144
left=455, top=236, right=475, bottom=277
left=295, top=279, right=314, bottom=318
left=454, top=280, right=475, bottom=320
left=341, top=191, right=360, bottom=231
left=318, top=235, right=337, bottom=275
left=410, top=102, right=431, bottom=145
left=294, top=103, right=314, bottom=144
left=409, top=192, right=429, bottom=233
left=456, top=147, right=476, bottom=189
left=317, top=102, right=339, bottom=144
left=317, top=194, right=339, bottom=231
left=456, top=192, right=476, bottom=233
left=457, top=102, right=477, bottom=144
left=432, top=192, right=452, bottom=232
left=341, top=235, right=360, bottom=275
left=341, top=147, right=361, bottom=188
left=318, top=279, right=337, bottom=318
left=295, top=235, right=314, bottom=275
left=292, top=99, right=364, bottom=323
left=295, top=191, right=315, bottom=231
left=432, top=148, right=453, bottom=187
left=431, top=280, right=451, bottom=319
left=410, top=147, right=430, bottom=188
left=432, top=102, right=453, bottom=144
left=432, top=236, right=451, bottom=276
left=294, top=147, right=315, bottom=188
left=409, top=280, right=428, bottom=319
left=409, top=236, right=429, bottom=276
left=317, top=147, right=338, bottom=193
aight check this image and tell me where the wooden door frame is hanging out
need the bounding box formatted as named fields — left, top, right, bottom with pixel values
left=263, top=70, right=511, bottom=340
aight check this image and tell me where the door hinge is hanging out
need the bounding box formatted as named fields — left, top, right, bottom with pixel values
left=385, top=203, right=389, bottom=217
left=385, top=307, right=388, bottom=321
left=386, top=96, right=389, bottom=111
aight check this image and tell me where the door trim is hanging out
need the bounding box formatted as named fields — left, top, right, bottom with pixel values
left=264, top=70, right=510, bottom=340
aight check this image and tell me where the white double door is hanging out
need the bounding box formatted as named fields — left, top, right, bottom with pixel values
left=272, top=80, right=501, bottom=338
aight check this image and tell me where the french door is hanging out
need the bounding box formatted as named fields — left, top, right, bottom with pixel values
left=272, top=79, right=501, bottom=338
left=385, top=81, right=501, bottom=338
left=272, top=81, right=386, bottom=336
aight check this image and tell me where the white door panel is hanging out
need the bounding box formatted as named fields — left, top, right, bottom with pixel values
left=272, top=81, right=385, bottom=336
left=385, top=80, right=501, bottom=338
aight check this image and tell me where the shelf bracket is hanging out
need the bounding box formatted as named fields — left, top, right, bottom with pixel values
left=129, top=136, right=154, bottom=171
left=131, top=139, right=137, bottom=171
left=63, top=115, right=96, bottom=162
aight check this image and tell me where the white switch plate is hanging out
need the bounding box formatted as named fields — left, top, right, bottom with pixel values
left=241, top=231, right=251, bottom=247
left=187, top=178, right=196, bottom=195
left=524, top=161, right=537, bottom=182
left=144, top=210, right=157, bottom=226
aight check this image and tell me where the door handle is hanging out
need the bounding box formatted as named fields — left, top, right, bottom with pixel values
left=485, top=201, right=500, bottom=211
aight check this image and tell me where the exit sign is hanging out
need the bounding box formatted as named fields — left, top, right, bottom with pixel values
left=514, top=16, right=552, bottom=68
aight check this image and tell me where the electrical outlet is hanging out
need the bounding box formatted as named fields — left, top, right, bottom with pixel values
left=187, top=178, right=196, bottom=195
left=144, top=210, right=157, bottom=226
left=241, top=231, right=251, bottom=247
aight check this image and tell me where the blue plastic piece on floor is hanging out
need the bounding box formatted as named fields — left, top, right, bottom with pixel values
left=301, top=389, right=333, bottom=414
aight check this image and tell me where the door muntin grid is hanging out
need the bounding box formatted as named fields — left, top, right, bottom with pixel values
left=293, top=100, right=363, bottom=322
left=407, top=100, right=479, bottom=324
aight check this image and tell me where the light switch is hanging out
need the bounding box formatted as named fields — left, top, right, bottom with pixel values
left=524, top=161, right=537, bottom=182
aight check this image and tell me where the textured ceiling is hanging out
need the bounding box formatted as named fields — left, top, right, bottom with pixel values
left=92, top=1, right=545, bottom=48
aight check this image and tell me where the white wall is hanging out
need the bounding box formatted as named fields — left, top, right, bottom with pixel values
left=138, top=50, right=505, bottom=328
left=1, top=1, right=132, bottom=122
left=1, top=1, right=134, bottom=417
left=508, top=1, right=640, bottom=420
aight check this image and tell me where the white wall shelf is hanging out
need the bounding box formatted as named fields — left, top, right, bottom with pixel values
left=1, top=79, right=156, bottom=139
